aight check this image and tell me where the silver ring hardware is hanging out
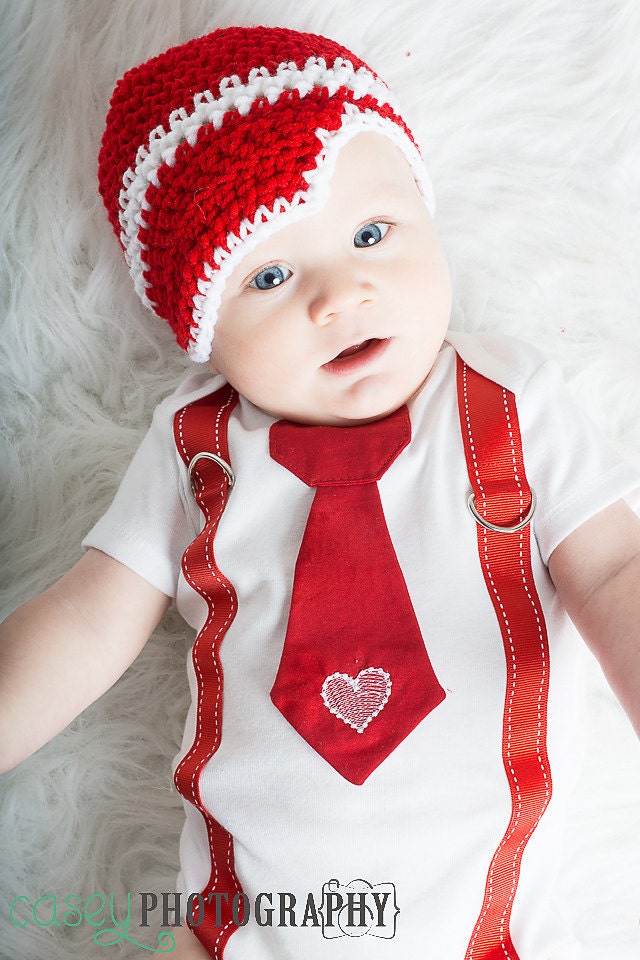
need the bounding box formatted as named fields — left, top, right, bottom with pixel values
left=188, top=451, right=235, bottom=497
left=467, top=489, right=537, bottom=534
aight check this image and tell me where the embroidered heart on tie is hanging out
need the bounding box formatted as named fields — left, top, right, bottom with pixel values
left=321, top=668, right=392, bottom=733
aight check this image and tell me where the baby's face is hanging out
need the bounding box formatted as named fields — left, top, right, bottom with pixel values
left=208, top=132, right=452, bottom=425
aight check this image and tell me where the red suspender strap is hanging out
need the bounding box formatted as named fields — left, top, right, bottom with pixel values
left=456, top=356, right=552, bottom=960
left=173, top=383, right=241, bottom=959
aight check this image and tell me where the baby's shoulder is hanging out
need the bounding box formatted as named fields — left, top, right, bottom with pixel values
left=444, top=330, right=555, bottom=397
left=149, top=370, right=228, bottom=428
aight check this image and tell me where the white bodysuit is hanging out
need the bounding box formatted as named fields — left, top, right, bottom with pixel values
left=83, top=332, right=640, bottom=959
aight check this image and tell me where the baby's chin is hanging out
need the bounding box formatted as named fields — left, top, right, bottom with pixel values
left=322, top=374, right=435, bottom=426
left=272, top=383, right=431, bottom=427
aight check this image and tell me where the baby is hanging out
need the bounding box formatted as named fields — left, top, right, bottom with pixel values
left=2, top=24, right=640, bottom=960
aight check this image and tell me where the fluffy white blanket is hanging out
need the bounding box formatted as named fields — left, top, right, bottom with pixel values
left=1, top=0, right=639, bottom=957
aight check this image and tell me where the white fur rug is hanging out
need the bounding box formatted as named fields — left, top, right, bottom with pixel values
left=1, top=0, right=639, bottom=957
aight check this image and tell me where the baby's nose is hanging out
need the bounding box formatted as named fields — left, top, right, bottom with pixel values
left=307, top=268, right=375, bottom=326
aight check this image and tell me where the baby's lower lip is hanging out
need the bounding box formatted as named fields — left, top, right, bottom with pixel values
left=322, top=338, right=390, bottom=374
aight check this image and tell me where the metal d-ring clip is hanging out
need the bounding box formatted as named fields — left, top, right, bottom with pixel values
left=188, top=452, right=235, bottom=498
left=467, top=489, right=537, bottom=534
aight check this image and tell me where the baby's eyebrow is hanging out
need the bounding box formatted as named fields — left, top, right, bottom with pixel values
left=358, top=179, right=417, bottom=206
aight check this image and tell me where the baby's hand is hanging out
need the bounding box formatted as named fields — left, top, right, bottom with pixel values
left=152, top=925, right=211, bottom=959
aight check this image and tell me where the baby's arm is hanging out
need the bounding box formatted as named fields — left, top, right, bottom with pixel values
left=0, top=547, right=170, bottom=773
left=548, top=498, right=640, bottom=737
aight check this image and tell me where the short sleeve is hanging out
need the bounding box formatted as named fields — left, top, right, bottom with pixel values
left=82, top=396, right=197, bottom=598
left=519, top=358, right=640, bottom=563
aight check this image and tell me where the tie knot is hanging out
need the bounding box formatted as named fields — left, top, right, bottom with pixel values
left=270, top=405, right=411, bottom=486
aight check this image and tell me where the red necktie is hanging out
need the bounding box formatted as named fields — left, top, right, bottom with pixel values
left=269, top=405, right=445, bottom=785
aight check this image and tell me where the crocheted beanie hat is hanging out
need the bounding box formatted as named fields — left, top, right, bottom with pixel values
left=98, top=25, right=434, bottom=362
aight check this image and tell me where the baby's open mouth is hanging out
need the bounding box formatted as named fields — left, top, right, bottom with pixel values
left=334, top=339, right=379, bottom=361
left=323, top=338, right=390, bottom=373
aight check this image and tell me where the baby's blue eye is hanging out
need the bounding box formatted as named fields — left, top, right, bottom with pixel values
left=354, top=222, right=390, bottom=248
left=249, top=264, right=292, bottom=290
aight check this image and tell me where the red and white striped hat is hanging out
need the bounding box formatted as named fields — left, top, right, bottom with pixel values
left=98, top=25, right=434, bottom=362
